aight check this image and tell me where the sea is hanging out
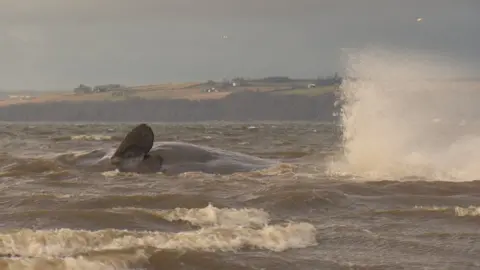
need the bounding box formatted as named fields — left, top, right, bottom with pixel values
left=0, top=49, right=479, bottom=270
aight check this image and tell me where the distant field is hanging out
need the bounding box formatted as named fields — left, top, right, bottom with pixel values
left=0, top=81, right=343, bottom=107
left=0, top=83, right=275, bottom=106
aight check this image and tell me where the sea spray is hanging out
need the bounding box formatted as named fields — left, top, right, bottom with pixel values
left=330, top=47, right=480, bottom=181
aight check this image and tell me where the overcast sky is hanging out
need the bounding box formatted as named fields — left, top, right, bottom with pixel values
left=1, top=0, right=479, bottom=90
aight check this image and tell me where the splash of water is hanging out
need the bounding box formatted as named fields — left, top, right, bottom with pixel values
left=330, top=48, right=480, bottom=181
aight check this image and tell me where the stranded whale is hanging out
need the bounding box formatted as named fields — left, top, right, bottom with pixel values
left=110, top=123, right=277, bottom=175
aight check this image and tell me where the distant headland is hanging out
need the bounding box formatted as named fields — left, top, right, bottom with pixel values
left=0, top=75, right=343, bottom=122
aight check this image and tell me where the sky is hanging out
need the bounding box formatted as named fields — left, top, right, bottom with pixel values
left=0, top=0, right=479, bottom=90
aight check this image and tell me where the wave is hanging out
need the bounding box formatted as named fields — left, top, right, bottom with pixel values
left=0, top=204, right=317, bottom=269
left=51, top=135, right=116, bottom=142
left=374, top=205, right=480, bottom=217
left=413, top=205, right=480, bottom=217
left=101, top=162, right=298, bottom=179
left=0, top=148, right=117, bottom=177
left=109, top=203, right=270, bottom=228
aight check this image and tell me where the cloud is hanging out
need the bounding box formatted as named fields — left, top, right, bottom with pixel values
left=0, top=0, right=478, bottom=89
left=2, top=0, right=457, bottom=24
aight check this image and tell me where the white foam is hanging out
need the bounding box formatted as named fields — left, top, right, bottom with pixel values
left=454, top=206, right=480, bottom=217
left=413, top=205, right=480, bottom=217
left=101, top=170, right=123, bottom=177
left=70, top=135, right=113, bottom=141
left=111, top=203, right=270, bottom=228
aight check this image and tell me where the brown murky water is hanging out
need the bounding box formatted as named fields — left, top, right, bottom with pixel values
left=0, top=122, right=478, bottom=270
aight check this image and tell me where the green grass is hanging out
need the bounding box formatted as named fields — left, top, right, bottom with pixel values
left=272, top=84, right=339, bottom=96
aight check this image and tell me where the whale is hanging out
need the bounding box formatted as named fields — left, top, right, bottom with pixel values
left=110, top=123, right=277, bottom=175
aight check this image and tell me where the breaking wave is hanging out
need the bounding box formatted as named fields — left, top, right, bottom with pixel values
left=0, top=204, right=317, bottom=269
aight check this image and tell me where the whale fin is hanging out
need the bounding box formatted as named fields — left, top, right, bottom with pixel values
left=111, top=123, right=154, bottom=162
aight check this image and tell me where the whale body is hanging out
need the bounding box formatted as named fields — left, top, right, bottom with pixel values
left=110, top=123, right=277, bottom=175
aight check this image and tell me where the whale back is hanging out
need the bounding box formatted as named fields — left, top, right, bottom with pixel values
left=110, top=123, right=276, bottom=174
left=148, top=141, right=276, bottom=174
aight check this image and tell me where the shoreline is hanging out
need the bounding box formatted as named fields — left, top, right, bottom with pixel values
left=0, top=77, right=341, bottom=107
